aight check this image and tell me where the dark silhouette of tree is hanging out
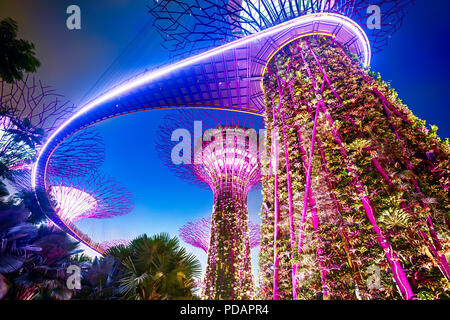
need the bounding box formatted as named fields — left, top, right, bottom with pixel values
left=0, top=203, right=85, bottom=300
left=0, top=18, right=40, bottom=83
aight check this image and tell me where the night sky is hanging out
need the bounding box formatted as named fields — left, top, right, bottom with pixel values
left=1, top=1, right=449, bottom=279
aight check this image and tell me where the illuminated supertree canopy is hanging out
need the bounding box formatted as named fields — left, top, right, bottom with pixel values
left=149, top=0, right=413, bottom=58
left=157, top=109, right=263, bottom=300
left=42, top=171, right=134, bottom=253
left=193, top=125, right=261, bottom=200
left=157, top=109, right=264, bottom=191
left=179, top=217, right=260, bottom=252
left=47, top=172, right=134, bottom=224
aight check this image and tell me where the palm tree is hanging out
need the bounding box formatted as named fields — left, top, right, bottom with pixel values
left=0, top=18, right=40, bottom=83
left=15, top=230, right=83, bottom=300
left=106, top=233, right=201, bottom=300
left=74, top=255, right=122, bottom=300
left=0, top=204, right=41, bottom=300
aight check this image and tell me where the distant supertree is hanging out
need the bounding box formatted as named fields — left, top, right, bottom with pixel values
left=157, top=109, right=263, bottom=190
left=46, top=172, right=134, bottom=224
left=0, top=75, right=77, bottom=177
left=179, top=217, right=260, bottom=252
left=157, top=109, right=263, bottom=300
left=149, top=0, right=413, bottom=58
left=11, top=126, right=106, bottom=191
left=98, top=239, right=131, bottom=252
left=0, top=75, right=75, bottom=134
left=0, top=75, right=105, bottom=193
left=46, top=126, right=105, bottom=178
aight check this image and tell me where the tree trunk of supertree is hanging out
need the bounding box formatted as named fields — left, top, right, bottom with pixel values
left=202, top=181, right=255, bottom=300
left=259, top=36, right=449, bottom=300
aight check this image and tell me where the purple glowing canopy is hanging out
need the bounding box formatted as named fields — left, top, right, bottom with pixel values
left=47, top=171, right=134, bottom=224
left=156, top=109, right=264, bottom=193
left=45, top=171, right=134, bottom=253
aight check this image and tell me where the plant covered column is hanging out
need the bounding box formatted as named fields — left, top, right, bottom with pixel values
left=259, top=36, right=449, bottom=300
left=202, top=181, right=255, bottom=300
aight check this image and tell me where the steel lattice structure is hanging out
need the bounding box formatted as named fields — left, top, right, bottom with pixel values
left=98, top=239, right=131, bottom=252
left=46, top=126, right=105, bottom=178
left=179, top=217, right=260, bottom=252
left=11, top=127, right=105, bottom=191
left=0, top=75, right=76, bottom=133
left=149, top=0, right=413, bottom=59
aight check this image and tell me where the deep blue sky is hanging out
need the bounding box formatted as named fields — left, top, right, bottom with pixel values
left=1, top=1, right=449, bottom=278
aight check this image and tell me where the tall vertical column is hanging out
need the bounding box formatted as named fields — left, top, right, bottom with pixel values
left=259, top=36, right=449, bottom=300
left=202, top=181, right=255, bottom=300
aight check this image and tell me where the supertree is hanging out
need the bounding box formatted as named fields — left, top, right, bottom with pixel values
left=149, top=1, right=450, bottom=300
left=0, top=76, right=106, bottom=237
left=46, top=172, right=134, bottom=252
left=0, top=75, right=102, bottom=183
left=157, top=109, right=263, bottom=299
left=179, top=217, right=260, bottom=252
left=47, top=172, right=134, bottom=223
left=0, top=75, right=75, bottom=136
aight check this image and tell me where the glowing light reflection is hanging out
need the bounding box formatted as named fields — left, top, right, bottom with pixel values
left=50, top=186, right=98, bottom=223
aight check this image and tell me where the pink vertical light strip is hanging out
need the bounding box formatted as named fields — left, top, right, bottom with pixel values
left=274, top=62, right=298, bottom=300
left=296, top=100, right=320, bottom=262
left=270, top=95, right=281, bottom=300
left=306, top=39, right=415, bottom=300
left=295, top=42, right=330, bottom=298
left=320, top=102, right=416, bottom=300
